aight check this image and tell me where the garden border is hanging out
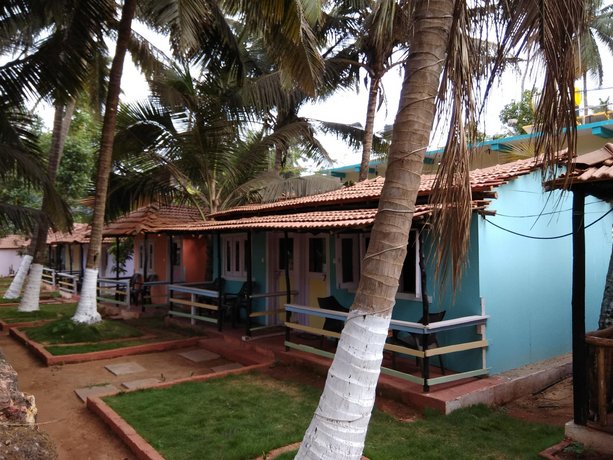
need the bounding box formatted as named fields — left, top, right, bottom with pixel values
left=9, top=327, right=203, bottom=365
left=87, top=362, right=274, bottom=460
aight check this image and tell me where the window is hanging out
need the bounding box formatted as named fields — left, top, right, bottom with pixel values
left=398, top=230, right=420, bottom=297
left=222, top=234, right=247, bottom=279
left=337, top=231, right=420, bottom=297
left=138, top=240, right=154, bottom=272
left=308, top=237, right=326, bottom=273
left=336, top=234, right=359, bottom=290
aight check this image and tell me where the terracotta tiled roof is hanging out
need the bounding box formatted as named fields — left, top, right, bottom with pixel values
left=545, top=143, right=613, bottom=200
left=47, top=223, right=90, bottom=244
left=0, top=235, right=29, bottom=250
left=565, top=143, right=613, bottom=183
left=103, top=204, right=203, bottom=236
left=210, top=157, right=540, bottom=219
left=157, top=206, right=439, bottom=232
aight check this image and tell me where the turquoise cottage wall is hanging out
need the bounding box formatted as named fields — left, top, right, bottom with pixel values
left=327, top=219, right=484, bottom=373
left=478, top=171, right=612, bottom=374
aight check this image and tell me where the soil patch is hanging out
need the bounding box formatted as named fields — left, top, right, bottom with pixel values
left=0, top=426, right=57, bottom=460
left=503, top=377, right=573, bottom=427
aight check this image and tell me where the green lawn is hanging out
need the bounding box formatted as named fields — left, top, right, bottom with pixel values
left=0, top=303, right=77, bottom=323
left=25, top=318, right=143, bottom=344
left=45, top=339, right=152, bottom=355
left=22, top=316, right=200, bottom=355
left=104, top=372, right=563, bottom=460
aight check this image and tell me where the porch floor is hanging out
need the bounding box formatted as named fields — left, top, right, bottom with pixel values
left=199, top=322, right=572, bottom=414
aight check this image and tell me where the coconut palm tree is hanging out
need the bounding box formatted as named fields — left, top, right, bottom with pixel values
left=0, top=1, right=92, bottom=299
left=71, top=0, right=137, bottom=324
left=73, top=0, right=328, bottom=324
left=297, top=0, right=585, bottom=457
left=329, top=0, right=409, bottom=181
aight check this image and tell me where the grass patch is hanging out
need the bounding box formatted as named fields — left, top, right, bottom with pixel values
left=0, top=303, right=77, bottom=323
left=127, top=317, right=201, bottom=337
left=25, top=318, right=143, bottom=344
left=0, top=297, right=19, bottom=304
left=104, top=372, right=563, bottom=460
left=105, top=373, right=320, bottom=460
left=46, top=339, right=151, bottom=355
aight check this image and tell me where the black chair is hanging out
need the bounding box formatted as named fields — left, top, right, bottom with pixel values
left=391, top=311, right=446, bottom=375
left=129, top=273, right=144, bottom=306
left=202, top=277, right=224, bottom=292
left=317, top=296, right=349, bottom=347
left=223, top=281, right=256, bottom=327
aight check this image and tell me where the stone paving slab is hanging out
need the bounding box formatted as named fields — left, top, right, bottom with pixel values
left=211, top=362, right=243, bottom=373
left=74, top=384, right=118, bottom=403
left=105, top=362, right=146, bottom=376
left=121, top=378, right=161, bottom=390
left=178, top=349, right=220, bottom=363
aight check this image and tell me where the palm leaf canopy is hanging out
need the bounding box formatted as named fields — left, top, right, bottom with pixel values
left=0, top=106, right=72, bottom=232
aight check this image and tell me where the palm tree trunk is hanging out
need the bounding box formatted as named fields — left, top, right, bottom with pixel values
left=72, top=0, right=137, bottom=324
left=4, top=253, right=33, bottom=299
left=8, top=100, right=76, bottom=305
left=358, top=75, right=381, bottom=182
left=296, top=1, right=453, bottom=458
left=274, top=144, right=284, bottom=173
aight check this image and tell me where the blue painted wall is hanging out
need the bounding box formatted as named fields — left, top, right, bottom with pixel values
left=326, top=222, right=484, bottom=373
left=478, top=171, right=612, bottom=374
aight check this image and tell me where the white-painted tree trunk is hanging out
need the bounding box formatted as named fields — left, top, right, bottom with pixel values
left=296, top=311, right=390, bottom=459
left=4, top=255, right=33, bottom=299
left=72, top=268, right=101, bottom=324
left=17, top=263, right=43, bottom=312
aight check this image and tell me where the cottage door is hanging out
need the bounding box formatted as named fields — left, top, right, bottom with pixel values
left=268, top=233, right=300, bottom=326
left=267, top=233, right=330, bottom=326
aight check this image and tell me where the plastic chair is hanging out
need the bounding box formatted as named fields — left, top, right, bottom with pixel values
left=317, top=296, right=349, bottom=347
left=391, top=311, right=446, bottom=375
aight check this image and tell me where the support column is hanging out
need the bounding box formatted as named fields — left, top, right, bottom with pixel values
left=572, top=190, right=588, bottom=425
left=216, top=232, right=222, bottom=331
left=245, top=231, right=253, bottom=333
left=418, top=230, right=431, bottom=392
left=284, top=231, right=292, bottom=348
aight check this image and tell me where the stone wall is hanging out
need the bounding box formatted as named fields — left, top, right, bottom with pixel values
left=0, top=351, right=57, bottom=459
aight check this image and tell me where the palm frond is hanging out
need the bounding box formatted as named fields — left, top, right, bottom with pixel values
left=315, top=119, right=389, bottom=156
left=224, top=0, right=324, bottom=95
left=0, top=202, right=45, bottom=233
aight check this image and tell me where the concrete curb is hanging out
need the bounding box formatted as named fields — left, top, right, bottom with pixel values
left=538, top=438, right=573, bottom=459
left=9, top=327, right=202, bottom=365
left=87, top=396, right=165, bottom=460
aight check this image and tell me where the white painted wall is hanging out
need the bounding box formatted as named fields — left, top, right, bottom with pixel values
left=0, top=249, right=24, bottom=277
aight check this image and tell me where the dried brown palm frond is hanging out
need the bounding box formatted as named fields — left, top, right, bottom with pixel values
left=430, top=0, right=476, bottom=290
left=430, top=0, right=588, bottom=290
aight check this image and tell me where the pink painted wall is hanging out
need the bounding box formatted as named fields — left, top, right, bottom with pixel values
left=183, top=236, right=208, bottom=282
